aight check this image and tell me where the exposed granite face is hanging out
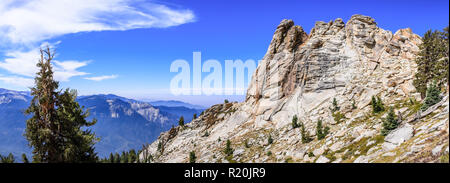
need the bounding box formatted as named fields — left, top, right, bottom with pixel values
left=139, top=15, right=448, bottom=163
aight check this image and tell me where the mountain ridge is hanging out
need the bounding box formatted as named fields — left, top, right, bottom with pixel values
left=139, top=14, right=449, bottom=163
left=0, top=88, right=203, bottom=157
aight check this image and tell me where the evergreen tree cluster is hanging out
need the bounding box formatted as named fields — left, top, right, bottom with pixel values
left=413, top=26, right=449, bottom=98
left=0, top=153, right=15, bottom=163
left=100, top=149, right=139, bottom=163
left=371, top=96, right=385, bottom=114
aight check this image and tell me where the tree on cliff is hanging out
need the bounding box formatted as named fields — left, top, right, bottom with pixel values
left=413, top=27, right=449, bottom=98
left=24, top=47, right=98, bottom=163
left=178, top=116, right=185, bottom=126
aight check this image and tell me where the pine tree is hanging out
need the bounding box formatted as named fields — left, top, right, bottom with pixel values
left=420, top=81, right=442, bottom=111
left=331, top=98, right=340, bottom=112
left=0, top=153, right=15, bottom=163
left=114, top=152, right=120, bottom=163
left=129, top=149, right=137, bottom=163
left=120, top=151, right=128, bottom=163
left=316, top=119, right=329, bottom=140
left=178, top=116, right=185, bottom=126
left=193, top=113, right=197, bottom=119
left=291, top=115, right=299, bottom=129
left=381, top=107, right=399, bottom=136
left=413, top=28, right=449, bottom=98
left=24, top=47, right=98, bottom=163
left=224, top=139, right=233, bottom=156
left=376, top=96, right=385, bottom=112
left=371, top=96, right=385, bottom=113
left=21, top=153, right=29, bottom=163
left=109, top=153, right=114, bottom=163
left=300, top=122, right=312, bottom=144
left=189, top=151, right=196, bottom=163
left=268, top=135, right=273, bottom=144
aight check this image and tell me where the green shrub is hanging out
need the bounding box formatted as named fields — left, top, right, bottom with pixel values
left=332, top=111, right=345, bottom=124
left=268, top=135, right=273, bottom=145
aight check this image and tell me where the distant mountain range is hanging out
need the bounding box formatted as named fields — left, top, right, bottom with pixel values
left=147, top=100, right=206, bottom=110
left=0, top=88, right=204, bottom=158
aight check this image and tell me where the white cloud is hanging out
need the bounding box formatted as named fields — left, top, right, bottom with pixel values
left=0, top=0, right=195, bottom=87
left=84, top=75, right=118, bottom=81
left=0, top=45, right=90, bottom=82
left=0, top=75, right=34, bottom=87
left=0, top=0, right=195, bottom=45
left=53, top=60, right=89, bottom=81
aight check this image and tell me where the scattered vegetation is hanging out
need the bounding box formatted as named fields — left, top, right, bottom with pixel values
left=332, top=111, right=346, bottom=124
left=267, top=151, right=272, bottom=156
left=441, top=152, right=449, bottom=163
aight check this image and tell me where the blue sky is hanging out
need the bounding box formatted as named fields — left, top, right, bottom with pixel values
left=0, top=0, right=448, bottom=106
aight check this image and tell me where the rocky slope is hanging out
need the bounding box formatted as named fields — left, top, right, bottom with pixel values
left=139, top=14, right=449, bottom=163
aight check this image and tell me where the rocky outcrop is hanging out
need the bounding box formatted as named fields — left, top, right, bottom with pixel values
left=139, top=15, right=448, bottom=163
